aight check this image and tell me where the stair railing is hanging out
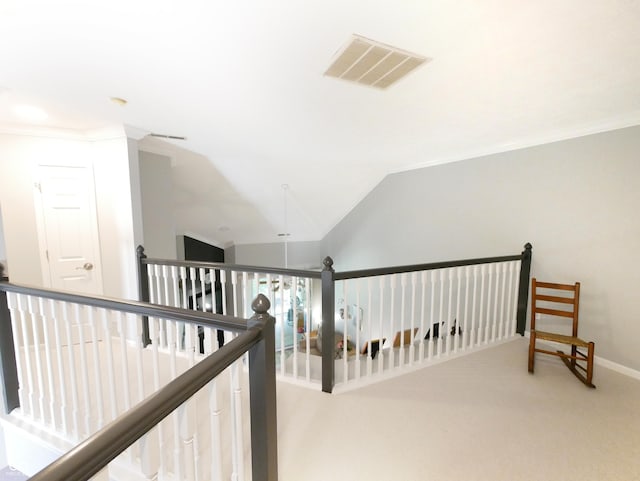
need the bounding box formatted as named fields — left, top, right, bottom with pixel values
left=0, top=264, right=278, bottom=481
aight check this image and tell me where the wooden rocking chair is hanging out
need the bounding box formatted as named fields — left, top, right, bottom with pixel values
left=528, top=278, right=595, bottom=388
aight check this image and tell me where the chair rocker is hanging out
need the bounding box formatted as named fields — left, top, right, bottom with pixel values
left=528, top=278, right=595, bottom=388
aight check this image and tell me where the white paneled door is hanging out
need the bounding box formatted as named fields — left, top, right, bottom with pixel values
left=35, top=164, right=103, bottom=295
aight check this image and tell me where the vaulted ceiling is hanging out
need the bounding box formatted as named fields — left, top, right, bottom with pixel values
left=2, top=1, right=640, bottom=246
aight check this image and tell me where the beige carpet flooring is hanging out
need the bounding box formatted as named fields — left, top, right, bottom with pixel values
left=276, top=337, right=640, bottom=481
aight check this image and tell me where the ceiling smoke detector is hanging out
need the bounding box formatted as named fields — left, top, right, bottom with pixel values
left=324, top=34, right=430, bottom=89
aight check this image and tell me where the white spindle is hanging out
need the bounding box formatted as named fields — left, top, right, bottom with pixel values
left=88, top=307, right=104, bottom=430
left=419, top=271, right=427, bottom=362
left=366, top=277, right=373, bottom=376
left=230, top=361, right=245, bottom=481
left=377, top=276, right=385, bottom=372
left=49, top=300, right=68, bottom=434
left=60, top=302, right=80, bottom=439
left=209, top=379, right=223, bottom=481
left=388, top=274, right=396, bottom=368
left=100, top=309, right=117, bottom=422
left=292, top=276, right=299, bottom=379
left=355, top=278, right=362, bottom=379
left=134, top=313, right=145, bottom=404
left=139, top=427, right=160, bottom=481
left=73, top=304, right=92, bottom=436
left=6, top=294, right=26, bottom=417
left=116, top=311, right=131, bottom=413
left=454, top=270, right=462, bottom=353
left=410, top=272, right=422, bottom=365
left=471, top=266, right=479, bottom=347
left=509, top=261, right=519, bottom=335
left=342, top=279, right=348, bottom=383
left=491, top=264, right=499, bottom=342
left=462, top=266, right=471, bottom=351
left=428, top=271, right=436, bottom=360
left=479, top=264, right=487, bottom=345
left=399, top=273, right=407, bottom=368
left=498, top=263, right=508, bottom=340
left=437, top=270, right=445, bottom=356
left=277, top=274, right=285, bottom=376
left=39, top=298, right=57, bottom=428
left=16, top=294, right=35, bottom=418
left=445, top=269, right=453, bottom=354
left=27, top=296, right=46, bottom=423
left=305, top=278, right=312, bottom=382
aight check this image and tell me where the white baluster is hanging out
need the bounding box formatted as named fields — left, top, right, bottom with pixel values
left=6, top=294, right=26, bottom=416
left=88, top=307, right=104, bottom=430
left=471, top=266, right=479, bottom=347
left=59, top=302, right=80, bottom=439
left=388, top=274, right=396, bottom=368
left=230, top=361, right=245, bottom=481
left=479, top=264, right=487, bottom=345
left=462, top=266, right=471, bottom=351
left=101, top=309, right=117, bottom=422
left=509, top=261, right=519, bottom=335
left=355, top=278, right=362, bottom=379
left=399, top=273, right=407, bottom=368
left=408, top=272, right=417, bottom=366
left=116, top=311, right=131, bottom=413
left=39, top=298, right=57, bottom=429
left=498, top=263, right=508, bottom=340
left=454, top=268, right=462, bottom=353
left=15, top=294, right=35, bottom=419
left=209, top=379, right=223, bottom=481
left=139, top=427, right=160, bottom=481
left=72, top=304, right=92, bottom=436
left=49, top=300, right=68, bottom=434
left=419, top=271, right=427, bottom=362
left=428, top=271, right=436, bottom=360
left=445, top=268, right=453, bottom=354
left=342, top=279, right=348, bottom=383
left=366, top=277, right=373, bottom=377
left=491, top=264, right=499, bottom=342
left=377, top=276, right=385, bottom=373
left=305, top=278, right=312, bottom=382
left=26, top=296, right=45, bottom=423
left=437, top=270, right=445, bottom=356
left=292, top=276, right=299, bottom=379
left=179, top=401, right=197, bottom=481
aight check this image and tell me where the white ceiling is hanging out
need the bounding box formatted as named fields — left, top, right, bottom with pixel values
left=2, top=0, right=640, bottom=247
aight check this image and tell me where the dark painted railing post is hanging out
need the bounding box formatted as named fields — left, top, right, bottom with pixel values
left=137, top=245, right=152, bottom=346
left=0, top=264, right=19, bottom=413
left=248, top=294, right=278, bottom=481
left=516, top=243, right=533, bottom=335
left=321, top=256, right=335, bottom=393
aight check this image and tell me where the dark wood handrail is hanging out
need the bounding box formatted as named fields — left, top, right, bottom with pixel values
left=334, top=253, right=523, bottom=280
left=140, top=254, right=322, bottom=279
left=0, top=281, right=248, bottom=333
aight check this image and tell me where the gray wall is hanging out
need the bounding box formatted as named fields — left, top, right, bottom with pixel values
left=232, top=241, right=324, bottom=269
left=139, top=151, right=177, bottom=259
left=323, top=125, right=640, bottom=372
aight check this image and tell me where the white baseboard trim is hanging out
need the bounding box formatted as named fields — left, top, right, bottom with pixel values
left=524, top=330, right=640, bottom=382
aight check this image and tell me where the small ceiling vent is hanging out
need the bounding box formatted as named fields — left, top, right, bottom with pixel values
left=324, top=34, right=430, bottom=89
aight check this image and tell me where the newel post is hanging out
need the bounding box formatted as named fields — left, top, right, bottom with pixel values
left=0, top=264, right=19, bottom=413
left=321, top=256, right=335, bottom=394
left=516, top=243, right=533, bottom=335
left=136, top=245, right=152, bottom=346
left=248, top=294, right=278, bottom=481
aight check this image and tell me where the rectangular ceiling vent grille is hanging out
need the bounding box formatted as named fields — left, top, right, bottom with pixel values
left=324, top=34, right=430, bottom=89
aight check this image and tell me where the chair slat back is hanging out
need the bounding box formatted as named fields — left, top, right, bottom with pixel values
left=531, top=278, right=580, bottom=337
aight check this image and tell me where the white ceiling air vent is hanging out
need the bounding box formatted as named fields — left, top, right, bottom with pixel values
left=324, top=34, right=430, bottom=89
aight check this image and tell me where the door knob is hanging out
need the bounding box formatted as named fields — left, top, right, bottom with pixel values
left=76, top=262, right=94, bottom=271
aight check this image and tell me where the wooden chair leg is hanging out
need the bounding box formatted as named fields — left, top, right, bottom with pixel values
left=528, top=331, right=536, bottom=373
left=586, top=341, right=595, bottom=387
left=571, top=344, right=577, bottom=369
